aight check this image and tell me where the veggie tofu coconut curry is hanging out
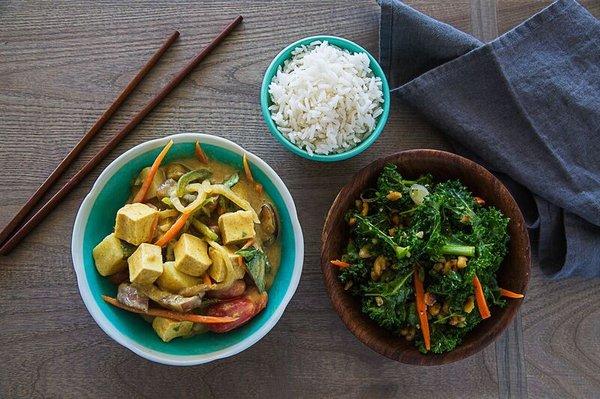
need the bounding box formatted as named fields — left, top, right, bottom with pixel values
left=331, top=164, right=524, bottom=354
left=92, top=140, right=280, bottom=342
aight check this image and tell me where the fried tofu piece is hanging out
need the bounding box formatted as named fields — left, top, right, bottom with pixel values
left=218, top=210, right=256, bottom=245
left=157, top=261, right=202, bottom=293
left=152, top=317, right=193, bottom=342
left=114, top=203, right=159, bottom=245
left=127, top=243, right=163, bottom=284
left=92, top=233, right=127, bottom=276
left=208, top=246, right=243, bottom=282
left=208, top=247, right=227, bottom=282
left=174, top=233, right=212, bottom=276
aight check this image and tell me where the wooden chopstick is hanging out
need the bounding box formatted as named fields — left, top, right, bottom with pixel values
left=0, top=15, right=243, bottom=255
left=0, top=30, right=180, bottom=248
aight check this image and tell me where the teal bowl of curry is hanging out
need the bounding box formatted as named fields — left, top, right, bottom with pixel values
left=71, top=133, right=304, bottom=365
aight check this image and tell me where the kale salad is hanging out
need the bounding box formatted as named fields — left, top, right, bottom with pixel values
left=330, top=164, right=524, bottom=354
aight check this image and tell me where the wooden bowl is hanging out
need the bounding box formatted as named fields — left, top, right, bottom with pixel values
left=321, top=150, right=530, bottom=365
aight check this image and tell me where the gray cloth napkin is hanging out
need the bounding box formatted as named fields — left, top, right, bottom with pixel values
left=379, top=0, right=600, bottom=278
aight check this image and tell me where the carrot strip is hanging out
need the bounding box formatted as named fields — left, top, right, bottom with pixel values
left=154, top=212, right=191, bottom=247
left=133, top=140, right=173, bottom=203
left=102, top=295, right=236, bottom=324
left=241, top=238, right=255, bottom=250
left=413, top=268, right=430, bottom=351
left=203, top=273, right=212, bottom=285
left=500, top=288, right=524, bottom=299
left=330, top=259, right=350, bottom=268
left=195, top=140, right=209, bottom=164
left=473, top=275, right=491, bottom=319
left=243, top=153, right=263, bottom=193
left=242, top=153, right=254, bottom=182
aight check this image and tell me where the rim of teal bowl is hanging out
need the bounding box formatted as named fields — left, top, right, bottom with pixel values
left=260, top=35, right=391, bottom=162
left=71, top=133, right=304, bottom=366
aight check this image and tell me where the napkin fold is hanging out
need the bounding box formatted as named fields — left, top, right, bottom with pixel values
left=379, top=0, right=600, bottom=278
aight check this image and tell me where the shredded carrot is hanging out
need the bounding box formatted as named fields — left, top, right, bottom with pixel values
left=330, top=259, right=350, bottom=268
left=500, top=288, right=524, bottom=299
left=243, top=153, right=264, bottom=193
left=413, top=268, right=430, bottom=351
left=473, top=275, right=491, bottom=319
left=242, top=153, right=254, bottom=182
left=203, top=273, right=212, bottom=285
left=133, top=140, right=173, bottom=203
left=154, top=212, right=191, bottom=247
left=237, top=256, right=244, bottom=269
left=195, top=140, right=209, bottom=164
left=102, top=295, right=236, bottom=324
left=241, top=238, right=255, bottom=250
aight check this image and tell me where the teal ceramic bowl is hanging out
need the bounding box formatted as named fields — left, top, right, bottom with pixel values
left=71, top=133, right=304, bottom=366
left=260, top=35, right=391, bottom=162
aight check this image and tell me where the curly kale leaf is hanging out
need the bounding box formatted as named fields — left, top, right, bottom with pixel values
left=375, top=164, right=432, bottom=210
left=417, top=310, right=481, bottom=354
left=407, top=187, right=476, bottom=260
left=361, top=269, right=414, bottom=331
left=336, top=165, right=511, bottom=354
left=338, top=241, right=369, bottom=284
left=435, top=180, right=477, bottom=222
left=353, top=214, right=410, bottom=260
left=417, top=324, right=463, bottom=354
left=426, top=270, right=471, bottom=310
left=469, top=207, right=510, bottom=275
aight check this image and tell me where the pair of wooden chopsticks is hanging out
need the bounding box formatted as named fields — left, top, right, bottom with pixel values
left=0, top=15, right=243, bottom=255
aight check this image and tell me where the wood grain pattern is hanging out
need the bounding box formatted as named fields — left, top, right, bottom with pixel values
left=0, top=17, right=242, bottom=254
left=0, top=1, right=598, bottom=398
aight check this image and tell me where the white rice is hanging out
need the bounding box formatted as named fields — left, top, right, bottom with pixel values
left=268, top=41, right=384, bottom=156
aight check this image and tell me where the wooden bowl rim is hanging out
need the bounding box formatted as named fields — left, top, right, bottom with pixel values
left=320, top=149, right=531, bottom=365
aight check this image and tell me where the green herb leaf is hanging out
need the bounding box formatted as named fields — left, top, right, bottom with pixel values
left=236, top=247, right=271, bottom=292
left=223, top=173, right=239, bottom=188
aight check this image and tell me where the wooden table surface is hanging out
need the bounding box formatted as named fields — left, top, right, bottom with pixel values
left=1, top=1, right=599, bottom=398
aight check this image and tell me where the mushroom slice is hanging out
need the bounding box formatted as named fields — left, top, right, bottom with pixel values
left=133, top=284, right=204, bottom=313
left=165, top=163, right=190, bottom=181
left=259, top=203, right=278, bottom=244
left=117, top=283, right=149, bottom=312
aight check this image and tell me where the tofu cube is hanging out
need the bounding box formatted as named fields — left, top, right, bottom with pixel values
left=157, top=261, right=202, bottom=293
left=128, top=243, right=163, bottom=284
left=218, top=210, right=256, bottom=245
left=114, top=203, right=159, bottom=245
left=152, top=317, right=193, bottom=342
left=208, top=246, right=243, bottom=282
left=174, top=233, right=212, bottom=276
left=230, top=248, right=246, bottom=280
left=92, top=233, right=127, bottom=276
left=208, top=247, right=227, bottom=282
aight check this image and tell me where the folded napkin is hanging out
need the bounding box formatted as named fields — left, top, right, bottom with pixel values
left=379, top=0, right=600, bottom=278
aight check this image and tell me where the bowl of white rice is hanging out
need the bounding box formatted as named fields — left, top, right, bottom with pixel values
left=260, top=36, right=390, bottom=162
